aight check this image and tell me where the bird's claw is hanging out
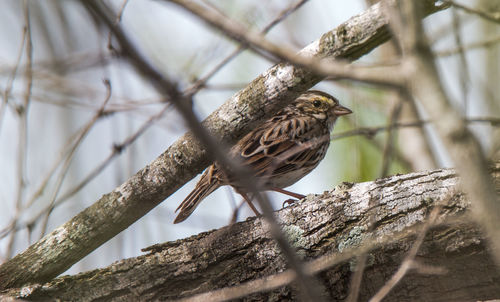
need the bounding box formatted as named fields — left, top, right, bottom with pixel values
left=282, top=199, right=297, bottom=208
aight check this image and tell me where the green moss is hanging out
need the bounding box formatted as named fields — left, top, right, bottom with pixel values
left=337, top=226, right=366, bottom=253
left=282, top=225, right=308, bottom=257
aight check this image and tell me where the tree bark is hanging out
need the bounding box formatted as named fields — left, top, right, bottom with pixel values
left=3, top=164, right=500, bottom=301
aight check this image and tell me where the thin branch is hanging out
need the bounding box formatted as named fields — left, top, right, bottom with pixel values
left=166, top=0, right=406, bottom=88
left=87, top=2, right=325, bottom=301
left=332, top=118, right=500, bottom=141
left=0, top=25, right=27, bottom=136
left=107, top=0, right=129, bottom=51
left=27, top=102, right=171, bottom=228
left=434, top=35, right=500, bottom=56
left=185, top=0, right=309, bottom=96
left=37, top=80, right=113, bottom=238
left=451, top=7, right=471, bottom=114
left=6, top=1, right=33, bottom=259
left=394, top=0, right=500, bottom=265
left=442, top=0, right=500, bottom=24
left=380, top=93, right=403, bottom=177
left=467, top=117, right=500, bottom=126
left=369, top=205, right=441, bottom=302
left=0, top=84, right=116, bottom=241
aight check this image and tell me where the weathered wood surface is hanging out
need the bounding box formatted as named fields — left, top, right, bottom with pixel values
left=4, top=165, right=499, bottom=301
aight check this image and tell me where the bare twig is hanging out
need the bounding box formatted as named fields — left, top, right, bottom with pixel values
left=467, top=117, right=500, bottom=126
left=0, top=25, right=27, bottom=136
left=166, top=0, right=406, bottom=88
left=0, top=81, right=115, bottom=241
left=442, top=0, right=500, bottom=24
left=38, top=80, right=113, bottom=238
left=451, top=7, right=470, bottom=114
left=380, top=93, right=403, bottom=177
left=394, top=0, right=500, bottom=265
left=25, top=102, right=171, bottom=229
left=332, top=117, right=500, bottom=142
left=434, top=35, right=500, bottom=57
left=107, top=0, right=129, bottom=51
left=6, top=1, right=33, bottom=259
left=186, top=0, right=309, bottom=96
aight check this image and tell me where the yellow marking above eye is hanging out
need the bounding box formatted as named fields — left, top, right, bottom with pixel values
left=312, top=96, right=335, bottom=108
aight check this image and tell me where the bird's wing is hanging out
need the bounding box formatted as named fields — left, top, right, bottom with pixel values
left=234, top=115, right=328, bottom=181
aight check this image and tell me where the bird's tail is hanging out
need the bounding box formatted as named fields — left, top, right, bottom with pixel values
left=174, top=169, right=221, bottom=223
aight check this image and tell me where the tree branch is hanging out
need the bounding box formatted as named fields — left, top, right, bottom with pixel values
left=4, top=164, right=499, bottom=301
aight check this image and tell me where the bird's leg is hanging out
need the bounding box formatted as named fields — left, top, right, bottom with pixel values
left=230, top=198, right=246, bottom=224
left=270, top=187, right=306, bottom=199
left=236, top=190, right=261, bottom=216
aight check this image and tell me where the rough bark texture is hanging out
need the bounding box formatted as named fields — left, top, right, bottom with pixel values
left=3, top=164, right=499, bottom=301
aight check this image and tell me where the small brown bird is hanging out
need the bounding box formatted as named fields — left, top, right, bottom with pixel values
left=174, top=90, right=352, bottom=223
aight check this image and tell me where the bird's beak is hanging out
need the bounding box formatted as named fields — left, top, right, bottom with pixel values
left=333, top=104, right=352, bottom=116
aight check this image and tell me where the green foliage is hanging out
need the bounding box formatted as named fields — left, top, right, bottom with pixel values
left=325, top=89, right=411, bottom=185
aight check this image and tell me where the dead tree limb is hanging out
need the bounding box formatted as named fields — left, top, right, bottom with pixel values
left=4, top=164, right=499, bottom=301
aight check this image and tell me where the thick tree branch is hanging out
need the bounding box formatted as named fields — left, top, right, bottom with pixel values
left=0, top=0, right=447, bottom=289
left=4, top=164, right=500, bottom=301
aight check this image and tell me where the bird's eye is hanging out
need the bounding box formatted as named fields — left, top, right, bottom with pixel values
left=313, top=100, right=321, bottom=107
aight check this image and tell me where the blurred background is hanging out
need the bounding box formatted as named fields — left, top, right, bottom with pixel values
left=0, top=0, right=498, bottom=275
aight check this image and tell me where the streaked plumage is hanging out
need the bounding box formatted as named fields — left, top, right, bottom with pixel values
left=174, top=90, right=352, bottom=223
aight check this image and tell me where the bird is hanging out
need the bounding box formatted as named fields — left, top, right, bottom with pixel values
left=174, top=90, right=352, bottom=223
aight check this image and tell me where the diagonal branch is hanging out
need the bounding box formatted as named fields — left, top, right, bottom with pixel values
left=167, top=0, right=405, bottom=87
left=392, top=0, right=500, bottom=265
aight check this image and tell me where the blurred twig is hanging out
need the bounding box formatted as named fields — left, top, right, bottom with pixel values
left=166, top=0, right=406, bottom=88
left=6, top=0, right=33, bottom=259
left=179, top=213, right=457, bottom=302
left=451, top=7, right=471, bottom=114
left=331, top=117, right=500, bottom=141
left=88, top=2, right=325, bottom=301
left=186, top=0, right=309, bottom=95
left=392, top=0, right=500, bottom=265
left=38, top=79, right=113, bottom=238
left=434, top=35, right=500, bottom=56
left=369, top=205, right=442, bottom=302
left=380, top=93, right=403, bottom=177
left=107, top=0, right=129, bottom=51
left=0, top=26, right=27, bottom=137
left=24, top=101, right=170, bottom=231
left=442, top=0, right=500, bottom=24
